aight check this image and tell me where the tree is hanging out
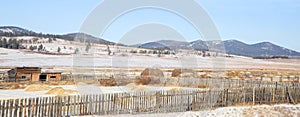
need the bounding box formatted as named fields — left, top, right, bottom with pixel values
left=74, top=48, right=79, bottom=54
left=0, top=38, right=2, bottom=47
left=33, top=38, right=39, bottom=43
left=48, top=38, right=53, bottom=43
left=85, top=41, right=91, bottom=52
left=139, top=50, right=147, bottom=54
left=38, top=44, right=43, bottom=51
left=29, top=45, right=37, bottom=51
left=207, top=53, right=211, bottom=57
left=107, top=45, right=111, bottom=55
left=2, top=38, right=7, bottom=48
left=202, top=51, right=206, bottom=57
left=57, top=47, right=61, bottom=53
left=11, top=39, right=19, bottom=49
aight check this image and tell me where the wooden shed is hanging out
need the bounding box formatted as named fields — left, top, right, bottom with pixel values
left=39, top=72, right=62, bottom=81
left=8, top=67, right=41, bottom=82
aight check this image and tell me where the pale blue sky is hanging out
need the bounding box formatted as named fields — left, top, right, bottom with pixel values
left=0, top=0, right=299, bottom=51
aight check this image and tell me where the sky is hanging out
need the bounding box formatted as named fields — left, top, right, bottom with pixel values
left=0, top=0, right=299, bottom=51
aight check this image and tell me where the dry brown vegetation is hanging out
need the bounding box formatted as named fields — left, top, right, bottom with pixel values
left=99, top=78, right=117, bottom=86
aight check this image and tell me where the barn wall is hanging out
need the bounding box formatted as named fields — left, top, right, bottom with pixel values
left=32, top=73, right=41, bottom=81
left=46, top=73, right=62, bottom=81
left=16, top=73, right=31, bottom=81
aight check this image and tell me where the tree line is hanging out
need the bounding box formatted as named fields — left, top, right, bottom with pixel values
left=0, top=31, right=74, bottom=41
left=0, top=38, right=26, bottom=49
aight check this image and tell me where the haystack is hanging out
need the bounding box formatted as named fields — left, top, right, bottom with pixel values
left=25, top=84, right=51, bottom=92
left=46, top=87, right=78, bottom=96
left=99, top=78, right=117, bottom=86
left=136, top=68, right=164, bottom=85
left=135, top=76, right=151, bottom=85
left=141, top=68, right=164, bottom=78
left=171, top=69, right=182, bottom=77
left=171, top=69, right=195, bottom=78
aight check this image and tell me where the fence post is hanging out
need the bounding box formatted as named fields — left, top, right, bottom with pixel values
left=253, top=87, right=255, bottom=105
left=155, top=91, right=161, bottom=112
left=225, top=89, right=228, bottom=106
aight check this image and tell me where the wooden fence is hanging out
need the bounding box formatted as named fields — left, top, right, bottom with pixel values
left=0, top=86, right=299, bottom=117
left=155, top=78, right=300, bottom=88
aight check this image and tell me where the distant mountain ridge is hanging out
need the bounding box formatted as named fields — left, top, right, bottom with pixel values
left=137, top=39, right=300, bottom=57
left=1, top=26, right=299, bottom=57
left=63, top=33, right=114, bottom=45
left=0, top=26, right=36, bottom=36
left=0, top=26, right=114, bottom=45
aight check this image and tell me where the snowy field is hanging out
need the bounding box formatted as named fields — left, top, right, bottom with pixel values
left=93, top=104, right=300, bottom=117
left=0, top=85, right=198, bottom=99
left=0, top=48, right=299, bottom=70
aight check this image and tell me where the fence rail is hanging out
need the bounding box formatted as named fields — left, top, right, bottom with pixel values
left=0, top=86, right=299, bottom=117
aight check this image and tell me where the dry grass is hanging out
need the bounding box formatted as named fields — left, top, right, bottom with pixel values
left=46, top=87, right=77, bottom=96
left=24, top=84, right=51, bottom=92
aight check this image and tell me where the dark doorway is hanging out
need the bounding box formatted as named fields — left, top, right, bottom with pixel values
left=39, top=75, right=47, bottom=81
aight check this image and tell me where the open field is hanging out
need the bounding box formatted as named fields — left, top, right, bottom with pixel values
left=0, top=47, right=300, bottom=116
left=0, top=48, right=300, bottom=70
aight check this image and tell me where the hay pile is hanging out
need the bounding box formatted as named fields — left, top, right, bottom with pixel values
left=99, top=78, right=117, bottom=86
left=171, top=69, right=196, bottom=78
left=200, top=74, right=212, bottom=78
left=171, top=69, right=182, bottom=77
left=125, top=83, right=148, bottom=92
left=226, top=71, right=241, bottom=78
left=136, top=68, right=164, bottom=85
left=46, top=87, right=78, bottom=96
left=135, top=76, right=151, bottom=85
left=25, top=84, right=51, bottom=92
left=140, top=68, right=164, bottom=78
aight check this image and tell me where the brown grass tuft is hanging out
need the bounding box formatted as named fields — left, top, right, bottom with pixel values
left=197, top=84, right=209, bottom=88
left=99, top=78, right=118, bottom=86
